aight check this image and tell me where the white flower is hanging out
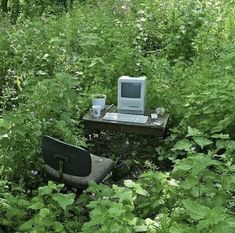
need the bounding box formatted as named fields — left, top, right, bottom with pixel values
left=168, top=178, right=178, bottom=186
left=140, top=17, right=147, bottom=22
left=31, top=170, right=38, bottom=176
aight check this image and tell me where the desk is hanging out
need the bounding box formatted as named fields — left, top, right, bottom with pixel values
left=83, top=105, right=169, bottom=137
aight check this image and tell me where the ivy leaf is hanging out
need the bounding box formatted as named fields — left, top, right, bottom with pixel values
left=182, top=199, right=210, bottom=220
left=52, top=193, right=75, bottom=210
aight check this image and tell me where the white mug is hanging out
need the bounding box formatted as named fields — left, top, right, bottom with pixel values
left=90, top=105, right=101, bottom=118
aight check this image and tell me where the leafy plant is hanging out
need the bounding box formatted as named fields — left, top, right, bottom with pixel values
left=81, top=181, right=149, bottom=233
left=0, top=181, right=85, bottom=233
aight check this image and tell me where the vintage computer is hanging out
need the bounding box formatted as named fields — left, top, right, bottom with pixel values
left=118, top=76, right=147, bottom=115
left=103, top=76, right=148, bottom=124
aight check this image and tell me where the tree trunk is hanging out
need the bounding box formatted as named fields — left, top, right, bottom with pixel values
left=1, top=0, right=8, bottom=13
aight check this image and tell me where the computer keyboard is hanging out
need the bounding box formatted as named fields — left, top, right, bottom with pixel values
left=103, top=112, right=148, bottom=124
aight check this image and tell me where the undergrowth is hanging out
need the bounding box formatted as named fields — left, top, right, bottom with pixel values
left=0, top=0, right=235, bottom=232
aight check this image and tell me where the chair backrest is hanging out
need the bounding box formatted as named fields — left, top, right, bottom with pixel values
left=42, top=136, right=92, bottom=177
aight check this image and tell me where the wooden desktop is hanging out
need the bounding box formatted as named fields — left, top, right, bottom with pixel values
left=83, top=105, right=169, bottom=137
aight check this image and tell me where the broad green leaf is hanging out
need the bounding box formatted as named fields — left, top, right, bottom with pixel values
left=87, top=200, right=100, bottom=209
left=136, top=186, right=148, bottom=196
left=109, top=223, right=123, bottom=232
left=52, top=193, right=75, bottom=210
left=135, top=224, right=148, bottom=232
left=187, top=126, right=203, bottom=137
left=118, top=190, right=133, bottom=203
left=229, top=165, right=235, bottom=172
left=211, top=116, right=233, bottom=133
left=48, top=181, right=58, bottom=190
left=0, top=119, right=11, bottom=129
left=182, top=199, right=210, bottom=220
left=19, top=219, right=34, bottom=231
left=38, top=185, right=52, bottom=196
left=197, top=207, right=227, bottom=230
left=180, top=175, right=198, bottom=189
left=39, top=208, right=51, bottom=217
left=227, top=141, right=235, bottom=151
left=169, top=223, right=197, bottom=233
left=214, top=223, right=235, bottom=233
left=124, top=179, right=135, bottom=188
left=172, top=139, right=192, bottom=151
left=53, top=222, right=64, bottom=232
left=193, top=137, right=213, bottom=148
left=108, top=207, right=125, bottom=216
left=211, top=134, right=230, bottom=139
left=28, top=201, right=44, bottom=210
left=173, top=160, right=192, bottom=172
left=191, top=160, right=208, bottom=176
left=191, top=186, right=200, bottom=197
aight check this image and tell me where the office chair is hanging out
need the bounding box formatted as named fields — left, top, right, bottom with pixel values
left=41, top=136, right=114, bottom=190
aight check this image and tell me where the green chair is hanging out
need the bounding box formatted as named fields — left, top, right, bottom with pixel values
left=42, top=136, right=114, bottom=190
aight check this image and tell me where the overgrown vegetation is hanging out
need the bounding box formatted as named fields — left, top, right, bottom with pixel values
left=0, top=0, right=235, bottom=232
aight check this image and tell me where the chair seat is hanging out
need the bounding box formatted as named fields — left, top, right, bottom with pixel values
left=44, top=154, right=114, bottom=188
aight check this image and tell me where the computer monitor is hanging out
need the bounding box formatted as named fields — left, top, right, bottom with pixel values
left=118, top=76, right=147, bottom=115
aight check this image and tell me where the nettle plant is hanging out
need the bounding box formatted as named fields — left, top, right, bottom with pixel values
left=0, top=181, right=84, bottom=233
left=81, top=181, right=150, bottom=233
left=169, top=127, right=235, bottom=232
left=135, top=171, right=179, bottom=219
left=169, top=156, right=235, bottom=232
left=80, top=126, right=235, bottom=233
left=0, top=73, right=84, bottom=185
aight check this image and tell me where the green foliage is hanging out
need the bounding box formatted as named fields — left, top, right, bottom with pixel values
left=1, top=0, right=235, bottom=232
left=0, top=181, right=85, bottom=233
left=136, top=171, right=178, bottom=218
left=1, top=0, right=235, bottom=133
left=0, top=73, right=84, bottom=184
left=80, top=130, right=235, bottom=232
left=81, top=181, right=149, bottom=233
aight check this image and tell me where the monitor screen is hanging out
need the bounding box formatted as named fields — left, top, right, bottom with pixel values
left=121, top=82, right=141, bottom=98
